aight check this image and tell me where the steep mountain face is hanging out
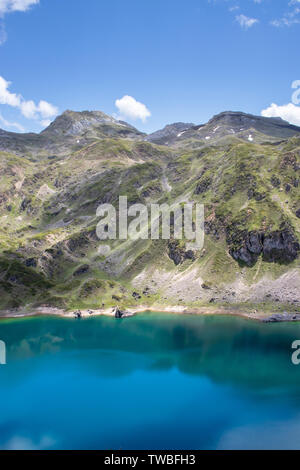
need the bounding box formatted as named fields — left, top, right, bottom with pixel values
left=0, top=110, right=299, bottom=314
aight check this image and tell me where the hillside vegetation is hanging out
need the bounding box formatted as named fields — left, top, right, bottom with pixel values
left=0, top=110, right=299, bottom=314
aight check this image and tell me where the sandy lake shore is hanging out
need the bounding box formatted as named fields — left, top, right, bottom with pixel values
left=0, top=304, right=299, bottom=323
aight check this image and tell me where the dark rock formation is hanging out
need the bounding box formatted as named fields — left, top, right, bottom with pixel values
left=73, top=264, right=89, bottom=276
left=73, top=310, right=82, bottom=319
left=114, top=307, right=123, bottom=318
left=228, top=230, right=263, bottom=266
left=143, top=287, right=150, bottom=296
left=262, top=231, right=299, bottom=263
left=132, top=291, right=141, bottom=299
left=263, top=312, right=299, bottom=323
left=25, top=258, right=37, bottom=268
left=112, top=294, right=121, bottom=301
left=247, top=188, right=266, bottom=201
left=228, top=229, right=299, bottom=266
left=185, top=250, right=195, bottom=260
left=113, top=307, right=133, bottom=319
left=20, top=198, right=32, bottom=212
left=194, top=177, right=212, bottom=195
left=280, top=152, right=300, bottom=171
left=168, top=240, right=196, bottom=265
left=201, top=283, right=211, bottom=290
left=271, top=175, right=281, bottom=188
left=285, top=183, right=291, bottom=193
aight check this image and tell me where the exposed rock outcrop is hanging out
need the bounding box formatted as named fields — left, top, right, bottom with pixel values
left=73, top=264, right=89, bottom=276
left=228, top=229, right=299, bottom=266
left=263, top=312, right=299, bottom=323
left=262, top=231, right=299, bottom=263
left=194, top=177, right=212, bottom=195
left=168, top=240, right=195, bottom=265
left=113, top=307, right=134, bottom=319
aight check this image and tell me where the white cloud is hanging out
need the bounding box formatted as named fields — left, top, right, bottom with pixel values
left=0, top=75, right=21, bottom=106
left=236, top=14, right=259, bottom=29
left=37, top=99, right=57, bottom=118
left=115, top=95, right=151, bottom=122
left=0, top=111, right=24, bottom=131
left=261, top=102, right=300, bottom=126
left=210, top=1, right=300, bottom=28
left=271, top=1, right=300, bottom=27
left=0, top=0, right=39, bottom=16
left=0, top=0, right=39, bottom=44
left=20, top=99, right=36, bottom=118
left=20, top=98, right=58, bottom=119
left=0, top=75, right=58, bottom=130
left=271, top=15, right=300, bottom=27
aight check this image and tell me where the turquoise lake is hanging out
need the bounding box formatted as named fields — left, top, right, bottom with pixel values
left=1, top=312, right=300, bottom=450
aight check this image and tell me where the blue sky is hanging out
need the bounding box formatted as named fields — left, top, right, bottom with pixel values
left=0, top=0, right=300, bottom=134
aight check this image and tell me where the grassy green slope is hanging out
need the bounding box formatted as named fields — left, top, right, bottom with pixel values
left=0, top=132, right=299, bottom=313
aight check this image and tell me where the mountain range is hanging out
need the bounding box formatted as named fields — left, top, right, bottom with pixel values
left=0, top=109, right=299, bottom=315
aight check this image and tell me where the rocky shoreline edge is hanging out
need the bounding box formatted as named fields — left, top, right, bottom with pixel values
left=0, top=304, right=300, bottom=323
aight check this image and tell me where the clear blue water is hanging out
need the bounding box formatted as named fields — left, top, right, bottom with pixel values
left=1, top=312, right=300, bottom=450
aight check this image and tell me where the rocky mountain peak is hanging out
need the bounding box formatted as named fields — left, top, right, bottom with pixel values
left=41, top=109, right=122, bottom=137
left=145, top=111, right=300, bottom=147
left=145, top=122, right=195, bottom=145
left=206, top=111, right=300, bottom=137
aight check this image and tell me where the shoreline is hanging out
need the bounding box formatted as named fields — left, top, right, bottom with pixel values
left=0, top=304, right=299, bottom=323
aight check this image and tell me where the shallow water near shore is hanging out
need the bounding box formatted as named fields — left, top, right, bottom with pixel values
left=1, top=312, right=300, bottom=449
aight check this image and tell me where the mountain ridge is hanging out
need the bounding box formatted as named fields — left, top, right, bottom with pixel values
left=1, top=109, right=300, bottom=154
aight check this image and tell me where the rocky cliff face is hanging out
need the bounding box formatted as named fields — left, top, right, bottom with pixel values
left=228, top=229, right=300, bottom=266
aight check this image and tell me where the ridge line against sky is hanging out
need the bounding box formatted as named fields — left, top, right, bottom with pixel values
left=0, top=0, right=300, bottom=133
